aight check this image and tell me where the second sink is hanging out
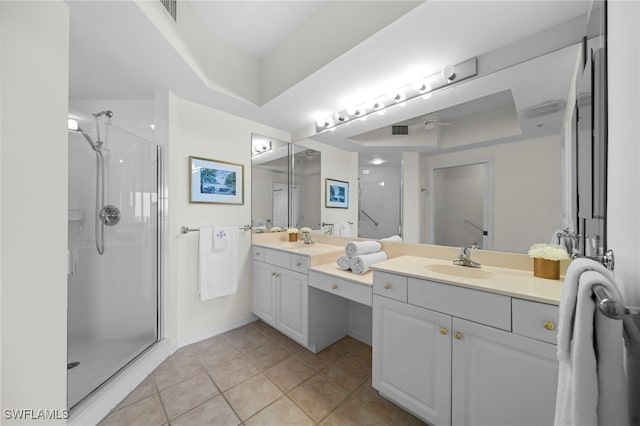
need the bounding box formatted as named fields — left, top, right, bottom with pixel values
left=425, top=264, right=494, bottom=279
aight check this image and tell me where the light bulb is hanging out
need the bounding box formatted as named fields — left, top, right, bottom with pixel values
left=441, top=65, right=456, bottom=81
left=347, top=106, right=357, bottom=116
left=392, top=92, right=406, bottom=103
left=68, top=119, right=79, bottom=131
left=316, top=118, right=326, bottom=127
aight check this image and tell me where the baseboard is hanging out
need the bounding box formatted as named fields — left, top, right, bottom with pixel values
left=177, top=314, right=259, bottom=349
left=348, top=329, right=372, bottom=346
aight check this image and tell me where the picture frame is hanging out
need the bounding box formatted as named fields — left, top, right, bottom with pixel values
left=189, top=156, right=244, bottom=204
left=325, top=178, right=349, bottom=209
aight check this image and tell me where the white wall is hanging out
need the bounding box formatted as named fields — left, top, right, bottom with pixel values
left=424, top=135, right=562, bottom=254
left=1, top=1, right=69, bottom=420
left=402, top=152, right=421, bottom=243
left=608, top=0, right=640, bottom=306
left=167, top=93, right=289, bottom=347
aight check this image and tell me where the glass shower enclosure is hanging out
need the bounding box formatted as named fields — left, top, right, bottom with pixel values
left=67, top=116, right=159, bottom=409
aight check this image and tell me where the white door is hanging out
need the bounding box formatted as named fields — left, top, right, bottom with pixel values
left=290, top=185, right=301, bottom=229
left=275, top=267, right=308, bottom=345
left=372, top=295, right=452, bottom=426
left=252, top=261, right=276, bottom=326
left=272, top=183, right=288, bottom=228
left=451, top=318, right=558, bottom=426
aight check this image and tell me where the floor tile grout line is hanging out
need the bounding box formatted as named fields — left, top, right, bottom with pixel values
left=204, top=369, right=244, bottom=425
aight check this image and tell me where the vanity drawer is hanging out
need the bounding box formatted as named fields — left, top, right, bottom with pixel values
left=309, top=271, right=372, bottom=306
left=512, top=298, right=559, bottom=345
left=290, top=254, right=308, bottom=274
left=373, top=271, right=408, bottom=302
left=252, top=246, right=265, bottom=262
left=264, top=248, right=290, bottom=269
left=408, top=278, right=511, bottom=331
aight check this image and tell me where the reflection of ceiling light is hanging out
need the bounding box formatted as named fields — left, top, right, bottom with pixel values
left=371, top=158, right=384, bottom=165
left=378, top=181, right=385, bottom=186
left=251, top=140, right=272, bottom=157
left=362, top=169, right=371, bottom=175
left=314, top=58, right=477, bottom=134
left=68, top=119, right=79, bottom=131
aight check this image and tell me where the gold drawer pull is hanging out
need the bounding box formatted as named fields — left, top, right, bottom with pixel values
left=440, top=327, right=448, bottom=336
left=296, top=262, right=301, bottom=267
left=543, top=321, right=555, bottom=331
left=454, top=332, right=463, bottom=340
left=256, top=252, right=261, bottom=256
left=384, top=283, right=392, bottom=290
left=332, top=283, right=338, bottom=290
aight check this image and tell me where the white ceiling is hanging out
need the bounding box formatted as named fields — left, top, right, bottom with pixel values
left=67, top=0, right=591, bottom=157
left=189, top=1, right=326, bottom=59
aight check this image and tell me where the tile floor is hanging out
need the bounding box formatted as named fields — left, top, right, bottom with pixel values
left=99, top=320, right=428, bottom=426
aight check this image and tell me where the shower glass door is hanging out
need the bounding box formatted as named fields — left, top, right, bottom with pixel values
left=67, top=123, right=159, bottom=409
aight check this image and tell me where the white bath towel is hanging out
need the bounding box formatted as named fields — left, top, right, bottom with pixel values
left=345, top=240, right=382, bottom=257
left=554, top=259, right=629, bottom=426
left=336, top=255, right=351, bottom=271
left=198, top=226, right=238, bottom=301
left=350, top=251, right=388, bottom=275
left=380, top=235, right=403, bottom=242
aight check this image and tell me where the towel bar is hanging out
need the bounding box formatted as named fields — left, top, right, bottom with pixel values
left=180, top=224, right=252, bottom=234
left=592, top=284, right=640, bottom=320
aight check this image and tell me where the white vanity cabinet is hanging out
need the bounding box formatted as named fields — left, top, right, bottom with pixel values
left=372, top=271, right=559, bottom=426
left=252, top=246, right=309, bottom=346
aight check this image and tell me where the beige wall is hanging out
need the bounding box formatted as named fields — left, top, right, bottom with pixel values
left=424, top=135, right=562, bottom=254
left=167, top=94, right=289, bottom=347
left=1, top=1, right=69, bottom=421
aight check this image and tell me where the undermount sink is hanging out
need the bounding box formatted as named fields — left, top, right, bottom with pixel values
left=425, top=264, right=494, bottom=279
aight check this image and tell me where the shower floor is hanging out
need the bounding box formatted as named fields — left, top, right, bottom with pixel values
left=68, top=335, right=156, bottom=408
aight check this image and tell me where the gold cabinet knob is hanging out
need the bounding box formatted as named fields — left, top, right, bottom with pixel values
left=296, top=262, right=301, bottom=267
left=256, top=252, right=260, bottom=255
left=440, top=327, right=448, bottom=335
left=271, top=272, right=276, bottom=277
left=384, top=283, right=392, bottom=290
left=454, top=332, right=463, bottom=340
left=332, top=283, right=338, bottom=290
left=543, top=321, right=556, bottom=331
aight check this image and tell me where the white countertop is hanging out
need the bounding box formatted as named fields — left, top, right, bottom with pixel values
left=309, top=263, right=373, bottom=287
left=371, top=255, right=563, bottom=305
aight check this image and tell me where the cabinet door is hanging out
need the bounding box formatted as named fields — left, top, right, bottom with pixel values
left=275, top=267, right=308, bottom=345
left=252, top=261, right=276, bottom=326
left=451, top=318, right=558, bottom=426
left=373, top=295, right=452, bottom=426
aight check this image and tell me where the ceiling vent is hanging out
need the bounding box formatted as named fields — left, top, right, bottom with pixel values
left=160, top=0, right=177, bottom=21
left=392, top=125, right=409, bottom=135
left=522, top=100, right=566, bottom=118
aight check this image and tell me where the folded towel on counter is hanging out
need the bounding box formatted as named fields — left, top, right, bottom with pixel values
left=336, top=255, right=351, bottom=271
left=350, top=251, right=388, bottom=274
left=380, top=235, right=403, bottom=242
left=345, top=241, right=382, bottom=257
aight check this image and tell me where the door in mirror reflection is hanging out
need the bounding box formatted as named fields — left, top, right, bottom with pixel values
left=431, top=162, right=491, bottom=250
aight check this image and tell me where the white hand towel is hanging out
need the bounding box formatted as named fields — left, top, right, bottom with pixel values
left=336, top=255, right=351, bottom=271
left=336, top=222, right=352, bottom=237
left=554, top=259, right=629, bottom=426
left=380, top=235, right=403, bottom=242
left=345, top=241, right=382, bottom=257
left=350, top=251, right=387, bottom=275
left=198, top=226, right=238, bottom=301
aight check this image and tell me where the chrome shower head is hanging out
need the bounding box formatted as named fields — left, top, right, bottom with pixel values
left=93, top=110, right=113, bottom=119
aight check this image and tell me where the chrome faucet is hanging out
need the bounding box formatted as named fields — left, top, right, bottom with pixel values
left=453, top=246, right=481, bottom=268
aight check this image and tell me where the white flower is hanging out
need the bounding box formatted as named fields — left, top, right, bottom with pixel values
left=287, top=228, right=299, bottom=234
left=300, top=227, right=312, bottom=233
left=270, top=226, right=282, bottom=232
left=528, top=243, right=569, bottom=261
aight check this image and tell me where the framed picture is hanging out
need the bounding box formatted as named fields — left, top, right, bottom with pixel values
left=190, top=156, right=244, bottom=204
left=325, top=178, right=349, bottom=209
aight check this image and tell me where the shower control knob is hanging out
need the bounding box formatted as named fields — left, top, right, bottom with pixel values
left=100, top=205, right=121, bottom=226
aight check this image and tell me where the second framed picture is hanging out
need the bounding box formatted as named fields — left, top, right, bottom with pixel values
left=325, top=178, right=349, bottom=209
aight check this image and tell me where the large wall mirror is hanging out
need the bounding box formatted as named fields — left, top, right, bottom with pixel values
left=251, top=0, right=607, bottom=257
left=251, top=134, right=321, bottom=230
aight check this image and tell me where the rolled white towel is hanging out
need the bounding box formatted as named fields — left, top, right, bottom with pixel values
left=336, top=255, right=351, bottom=271
left=350, top=251, right=388, bottom=275
left=345, top=241, right=382, bottom=257
left=380, top=235, right=403, bottom=242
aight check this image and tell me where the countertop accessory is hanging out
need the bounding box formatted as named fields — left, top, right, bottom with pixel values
left=287, top=227, right=299, bottom=242
left=453, top=246, right=481, bottom=268
left=528, top=243, right=569, bottom=280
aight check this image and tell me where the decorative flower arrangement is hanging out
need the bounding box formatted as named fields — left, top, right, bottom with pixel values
left=287, top=228, right=300, bottom=234
left=300, top=227, right=312, bottom=234
left=528, top=243, right=570, bottom=260
left=270, top=226, right=282, bottom=232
